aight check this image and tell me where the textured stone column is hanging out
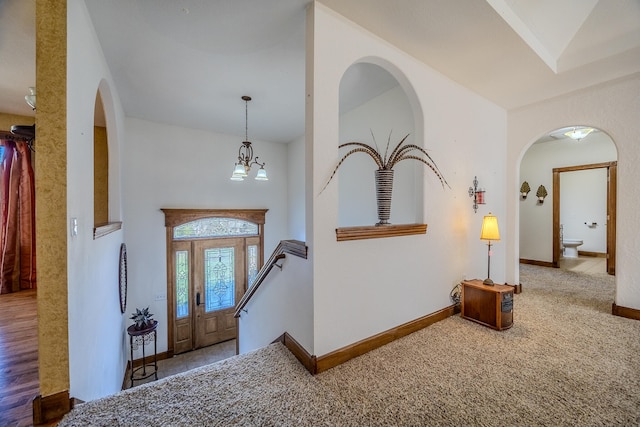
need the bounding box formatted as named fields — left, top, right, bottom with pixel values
left=35, top=0, right=69, bottom=397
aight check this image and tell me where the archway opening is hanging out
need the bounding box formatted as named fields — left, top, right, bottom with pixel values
left=519, top=126, right=617, bottom=275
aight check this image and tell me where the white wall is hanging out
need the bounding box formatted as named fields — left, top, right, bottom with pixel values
left=238, top=254, right=313, bottom=354
left=519, top=133, right=616, bottom=262
left=67, top=0, right=128, bottom=401
left=238, top=124, right=310, bottom=356
left=287, top=134, right=306, bottom=241
left=507, top=73, right=640, bottom=311
left=122, top=118, right=289, bottom=357
left=308, top=4, right=507, bottom=356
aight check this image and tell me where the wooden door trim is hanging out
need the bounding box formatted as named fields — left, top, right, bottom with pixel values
left=162, top=208, right=267, bottom=355
left=552, top=162, right=616, bottom=274
left=607, top=163, right=617, bottom=275
left=162, top=208, right=268, bottom=227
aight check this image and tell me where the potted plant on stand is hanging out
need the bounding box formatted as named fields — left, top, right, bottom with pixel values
left=323, top=133, right=449, bottom=225
left=130, top=307, right=155, bottom=331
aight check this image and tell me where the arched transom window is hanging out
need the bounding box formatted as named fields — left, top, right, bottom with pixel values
left=173, top=218, right=258, bottom=239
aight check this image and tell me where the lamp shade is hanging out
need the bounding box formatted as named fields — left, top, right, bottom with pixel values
left=254, top=167, right=268, bottom=181
left=230, top=164, right=246, bottom=181
left=480, top=213, right=500, bottom=241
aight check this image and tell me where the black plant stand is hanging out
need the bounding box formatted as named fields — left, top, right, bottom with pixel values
left=127, top=320, right=158, bottom=387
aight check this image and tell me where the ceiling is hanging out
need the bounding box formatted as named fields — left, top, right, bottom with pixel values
left=1, top=0, right=639, bottom=143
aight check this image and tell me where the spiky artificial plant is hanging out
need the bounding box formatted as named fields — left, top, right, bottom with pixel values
left=322, top=132, right=449, bottom=192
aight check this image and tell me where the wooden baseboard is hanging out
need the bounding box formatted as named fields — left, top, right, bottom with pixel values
left=520, top=259, right=555, bottom=268
left=273, top=333, right=317, bottom=374
left=612, top=303, right=640, bottom=320
left=505, top=283, right=523, bottom=294
left=578, top=251, right=606, bottom=258
left=32, top=390, right=71, bottom=425
left=315, top=305, right=456, bottom=374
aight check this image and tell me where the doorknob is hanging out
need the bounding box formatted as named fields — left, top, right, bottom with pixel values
left=196, top=292, right=201, bottom=306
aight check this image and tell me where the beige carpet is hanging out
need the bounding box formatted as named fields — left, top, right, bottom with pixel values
left=59, top=265, right=640, bottom=426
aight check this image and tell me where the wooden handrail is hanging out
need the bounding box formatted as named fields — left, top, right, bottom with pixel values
left=234, top=240, right=307, bottom=318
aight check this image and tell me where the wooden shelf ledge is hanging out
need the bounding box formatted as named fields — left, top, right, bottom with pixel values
left=336, top=223, right=427, bottom=241
left=93, top=221, right=122, bottom=239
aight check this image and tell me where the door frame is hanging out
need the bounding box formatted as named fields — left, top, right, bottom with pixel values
left=162, top=209, right=267, bottom=357
left=552, top=162, right=616, bottom=274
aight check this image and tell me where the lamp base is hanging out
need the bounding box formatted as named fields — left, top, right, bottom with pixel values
left=483, top=278, right=495, bottom=286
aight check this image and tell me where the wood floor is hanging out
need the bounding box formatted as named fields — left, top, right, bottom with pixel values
left=0, top=289, right=39, bottom=427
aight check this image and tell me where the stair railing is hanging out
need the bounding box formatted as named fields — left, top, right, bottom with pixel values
left=234, top=240, right=307, bottom=318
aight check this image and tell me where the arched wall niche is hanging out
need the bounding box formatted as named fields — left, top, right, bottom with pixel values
left=94, top=90, right=109, bottom=226
left=337, top=58, right=424, bottom=227
left=93, top=79, right=122, bottom=238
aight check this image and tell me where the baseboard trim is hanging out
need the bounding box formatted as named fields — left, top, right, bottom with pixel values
left=578, top=251, right=606, bottom=258
left=520, top=259, right=555, bottom=268
left=315, top=305, right=456, bottom=374
left=612, top=303, right=640, bottom=320
left=506, top=282, right=523, bottom=294
left=32, top=390, right=72, bottom=425
left=274, top=333, right=317, bottom=374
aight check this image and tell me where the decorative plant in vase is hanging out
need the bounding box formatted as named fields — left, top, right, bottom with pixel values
left=323, top=132, right=449, bottom=225
left=130, top=307, right=154, bottom=330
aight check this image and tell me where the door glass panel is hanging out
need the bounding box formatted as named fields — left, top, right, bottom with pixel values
left=175, top=250, right=189, bottom=318
left=204, top=247, right=235, bottom=312
left=247, top=244, right=258, bottom=286
left=174, top=218, right=258, bottom=239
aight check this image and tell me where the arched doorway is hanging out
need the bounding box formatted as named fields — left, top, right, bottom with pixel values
left=519, top=126, right=617, bottom=275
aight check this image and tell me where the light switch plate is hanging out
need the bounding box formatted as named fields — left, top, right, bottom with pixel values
left=71, top=217, right=78, bottom=237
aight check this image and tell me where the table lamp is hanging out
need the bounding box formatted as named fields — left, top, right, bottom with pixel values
left=480, top=212, right=500, bottom=285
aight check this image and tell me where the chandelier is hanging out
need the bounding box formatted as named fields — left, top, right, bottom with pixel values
left=230, top=96, right=268, bottom=181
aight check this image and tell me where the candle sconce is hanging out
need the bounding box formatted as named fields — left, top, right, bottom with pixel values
left=536, top=185, right=548, bottom=204
left=520, top=181, right=531, bottom=199
left=468, top=176, right=486, bottom=213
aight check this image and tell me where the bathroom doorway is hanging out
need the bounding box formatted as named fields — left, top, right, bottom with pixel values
left=552, top=162, right=617, bottom=275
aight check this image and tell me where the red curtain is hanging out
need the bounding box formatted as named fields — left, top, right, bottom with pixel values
left=0, top=139, right=36, bottom=294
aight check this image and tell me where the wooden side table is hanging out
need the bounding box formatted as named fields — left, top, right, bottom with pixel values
left=461, top=280, right=513, bottom=330
left=127, top=320, right=158, bottom=387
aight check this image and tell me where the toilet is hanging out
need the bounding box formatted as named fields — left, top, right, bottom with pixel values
left=562, top=239, right=583, bottom=258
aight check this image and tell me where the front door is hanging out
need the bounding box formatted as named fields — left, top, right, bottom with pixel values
left=193, top=239, right=244, bottom=348
left=173, top=238, right=247, bottom=354
left=163, top=209, right=267, bottom=355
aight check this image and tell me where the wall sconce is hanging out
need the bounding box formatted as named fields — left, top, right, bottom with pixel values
left=536, top=185, right=548, bottom=203
left=468, top=176, right=486, bottom=213
left=520, top=181, right=530, bottom=199
left=25, top=86, right=36, bottom=110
